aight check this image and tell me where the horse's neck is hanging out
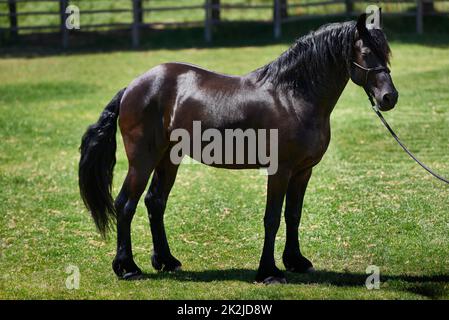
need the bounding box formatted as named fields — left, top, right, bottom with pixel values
left=295, top=68, right=350, bottom=117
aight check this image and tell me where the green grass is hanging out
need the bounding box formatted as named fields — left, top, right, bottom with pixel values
left=1, top=16, right=449, bottom=299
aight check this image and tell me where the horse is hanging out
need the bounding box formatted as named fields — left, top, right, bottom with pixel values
left=79, top=13, right=398, bottom=284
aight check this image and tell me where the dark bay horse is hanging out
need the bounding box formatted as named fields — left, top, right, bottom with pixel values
left=79, top=14, right=398, bottom=284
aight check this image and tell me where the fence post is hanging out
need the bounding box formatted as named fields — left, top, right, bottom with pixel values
left=205, top=0, right=212, bottom=43
left=8, top=0, right=18, bottom=39
left=345, top=0, right=353, bottom=16
left=59, top=0, right=69, bottom=48
left=416, top=0, right=423, bottom=34
left=280, top=0, right=288, bottom=18
left=132, top=0, right=142, bottom=47
left=273, top=0, right=281, bottom=39
left=211, top=0, right=220, bottom=21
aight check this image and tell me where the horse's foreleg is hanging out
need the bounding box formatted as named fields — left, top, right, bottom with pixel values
left=256, top=168, right=291, bottom=284
left=282, top=168, right=314, bottom=273
left=145, top=152, right=181, bottom=272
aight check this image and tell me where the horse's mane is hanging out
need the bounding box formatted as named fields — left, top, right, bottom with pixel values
left=255, top=20, right=391, bottom=95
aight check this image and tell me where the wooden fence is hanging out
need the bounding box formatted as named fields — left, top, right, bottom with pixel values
left=1, top=0, right=448, bottom=48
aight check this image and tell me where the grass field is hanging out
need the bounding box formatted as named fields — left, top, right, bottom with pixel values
left=1, top=16, right=449, bottom=299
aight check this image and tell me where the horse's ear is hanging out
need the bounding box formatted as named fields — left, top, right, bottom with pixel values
left=379, top=7, right=383, bottom=29
left=356, top=13, right=368, bottom=36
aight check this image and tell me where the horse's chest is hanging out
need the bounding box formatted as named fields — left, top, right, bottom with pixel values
left=294, top=124, right=331, bottom=167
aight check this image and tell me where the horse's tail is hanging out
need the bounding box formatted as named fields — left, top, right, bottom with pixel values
left=78, top=88, right=126, bottom=237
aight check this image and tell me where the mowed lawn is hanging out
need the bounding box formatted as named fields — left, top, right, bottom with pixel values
left=1, top=33, right=449, bottom=299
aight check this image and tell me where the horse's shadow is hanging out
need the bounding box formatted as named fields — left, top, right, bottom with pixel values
left=136, top=268, right=449, bottom=298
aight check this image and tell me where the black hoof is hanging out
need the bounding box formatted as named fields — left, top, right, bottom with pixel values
left=112, top=257, right=142, bottom=280
left=283, top=253, right=314, bottom=273
left=261, top=276, right=287, bottom=285
left=123, top=270, right=144, bottom=280
left=255, top=266, right=286, bottom=284
left=151, top=252, right=182, bottom=272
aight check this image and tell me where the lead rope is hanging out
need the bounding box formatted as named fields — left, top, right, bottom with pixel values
left=364, top=88, right=449, bottom=184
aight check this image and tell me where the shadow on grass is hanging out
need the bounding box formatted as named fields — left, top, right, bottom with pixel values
left=136, top=269, right=449, bottom=299
left=1, top=15, right=449, bottom=58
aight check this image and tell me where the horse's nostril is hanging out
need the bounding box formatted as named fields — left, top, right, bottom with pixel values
left=382, top=92, right=398, bottom=106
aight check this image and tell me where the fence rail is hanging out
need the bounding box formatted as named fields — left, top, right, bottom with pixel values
left=1, top=0, right=448, bottom=48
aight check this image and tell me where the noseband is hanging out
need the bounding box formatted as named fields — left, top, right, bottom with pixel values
left=352, top=61, right=390, bottom=107
left=352, top=61, right=390, bottom=86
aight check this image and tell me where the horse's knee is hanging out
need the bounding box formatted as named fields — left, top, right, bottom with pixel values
left=284, top=213, right=300, bottom=226
left=264, top=214, right=281, bottom=229
left=144, top=192, right=166, bottom=220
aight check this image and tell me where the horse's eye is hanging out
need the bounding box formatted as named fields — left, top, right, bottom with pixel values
left=361, top=50, right=370, bottom=57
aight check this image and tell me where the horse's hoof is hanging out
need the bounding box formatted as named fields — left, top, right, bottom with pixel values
left=286, top=265, right=315, bottom=273
left=162, top=261, right=182, bottom=272
left=262, top=276, right=287, bottom=285
left=122, top=270, right=143, bottom=280
left=283, top=254, right=314, bottom=273
left=306, top=267, right=316, bottom=273
left=151, top=253, right=163, bottom=271
left=255, top=267, right=285, bottom=284
left=151, top=253, right=182, bottom=272
left=112, top=257, right=142, bottom=279
left=171, top=265, right=182, bottom=272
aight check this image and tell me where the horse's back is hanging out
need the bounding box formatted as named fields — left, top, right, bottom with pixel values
left=120, top=62, right=244, bottom=116
left=159, top=63, right=276, bottom=131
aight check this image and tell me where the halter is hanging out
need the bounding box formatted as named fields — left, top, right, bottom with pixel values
left=352, top=61, right=390, bottom=108
left=353, top=61, right=449, bottom=185
left=352, top=61, right=390, bottom=87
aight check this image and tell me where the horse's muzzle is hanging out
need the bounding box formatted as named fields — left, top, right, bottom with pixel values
left=378, top=90, right=398, bottom=111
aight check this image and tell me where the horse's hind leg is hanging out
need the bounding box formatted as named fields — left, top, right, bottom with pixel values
left=144, top=151, right=181, bottom=272
left=112, top=146, right=159, bottom=280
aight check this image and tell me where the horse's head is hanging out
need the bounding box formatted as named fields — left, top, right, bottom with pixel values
left=350, top=13, right=398, bottom=111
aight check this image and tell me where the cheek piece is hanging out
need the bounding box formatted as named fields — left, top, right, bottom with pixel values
left=352, top=61, right=390, bottom=107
